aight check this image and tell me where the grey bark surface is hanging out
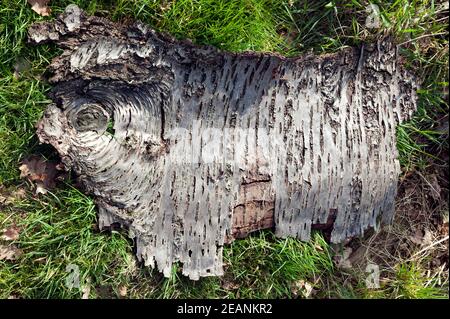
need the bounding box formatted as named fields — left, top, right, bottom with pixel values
left=29, top=5, right=418, bottom=280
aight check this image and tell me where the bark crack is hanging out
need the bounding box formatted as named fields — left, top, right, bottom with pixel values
left=30, top=5, right=419, bottom=280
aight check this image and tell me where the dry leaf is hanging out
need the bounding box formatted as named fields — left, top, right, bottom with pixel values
left=427, top=174, right=441, bottom=201
left=302, top=281, right=313, bottom=298
left=410, top=228, right=433, bottom=247
left=348, top=245, right=368, bottom=268
left=118, top=285, right=128, bottom=297
left=19, top=156, right=59, bottom=195
left=221, top=280, right=240, bottom=291
left=410, top=228, right=424, bottom=245
left=35, top=184, right=48, bottom=195
left=0, top=194, right=6, bottom=205
left=1, top=224, right=20, bottom=241
left=13, top=57, right=31, bottom=80
left=82, top=278, right=91, bottom=299
left=11, top=188, right=26, bottom=200
left=314, top=244, right=324, bottom=251
left=421, top=229, right=433, bottom=247
left=0, top=188, right=27, bottom=206
left=27, top=0, right=51, bottom=17
left=33, top=257, right=47, bottom=264
left=82, top=286, right=90, bottom=299
left=438, top=212, right=449, bottom=237
left=335, top=247, right=353, bottom=269
left=292, top=280, right=314, bottom=298
left=0, top=245, right=23, bottom=261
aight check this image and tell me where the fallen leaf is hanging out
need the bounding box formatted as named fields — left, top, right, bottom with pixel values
left=33, top=257, right=47, bottom=264
left=421, top=229, right=433, bottom=247
left=1, top=224, right=20, bottom=241
left=82, top=278, right=91, bottom=299
left=82, top=286, right=90, bottom=299
left=0, top=188, right=27, bottom=206
left=0, top=194, right=6, bottom=205
left=0, top=245, right=23, bottom=261
left=19, top=156, right=59, bottom=195
left=427, top=174, right=441, bottom=201
left=27, top=0, right=51, bottom=16
left=438, top=212, right=449, bottom=237
left=291, top=280, right=314, bottom=298
left=118, top=285, right=128, bottom=297
left=301, top=281, right=313, bottom=298
left=221, top=280, right=240, bottom=291
left=314, top=243, right=324, bottom=251
left=409, top=228, right=424, bottom=245
left=13, top=57, right=31, bottom=80
left=35, top=183, right=48, bottom=195
left=348, top=245, right=368, bottom=268
left=409, top=228, right=434, bottom=247
left=334, top=247, right=353, bottom=269
left=11, top=188, right=26, bottom=200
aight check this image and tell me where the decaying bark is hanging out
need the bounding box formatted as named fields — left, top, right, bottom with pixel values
left=29, top=5, right=418, bottom=280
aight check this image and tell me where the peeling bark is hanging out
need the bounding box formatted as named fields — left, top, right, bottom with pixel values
left=29, top=5, right=418, bottom=280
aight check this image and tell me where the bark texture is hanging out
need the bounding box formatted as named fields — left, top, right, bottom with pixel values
left=29, top=5, right=418, bottom=280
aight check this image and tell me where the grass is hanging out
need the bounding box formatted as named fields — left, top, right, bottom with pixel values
left=0, top=185, right=334, bottom=298
left=0, top=186, right=132, bottom=298
left=0, top=0, right=448, bottom=299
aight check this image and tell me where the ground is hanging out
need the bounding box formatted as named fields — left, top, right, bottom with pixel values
left=0, top=0, right=448, bottom=299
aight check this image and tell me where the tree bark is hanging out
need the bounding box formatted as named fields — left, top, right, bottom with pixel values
left=29, top=5, right=419, bottom=280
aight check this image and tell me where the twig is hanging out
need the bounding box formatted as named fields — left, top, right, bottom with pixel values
left=410, top=236, right=449, bottom=259
left=416, top=171, right=441, bottom=199
left=397, top=32, right=448, bottom=47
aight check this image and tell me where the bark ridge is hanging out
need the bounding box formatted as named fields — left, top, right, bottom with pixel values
left=29, top=5, right=418, bottom=280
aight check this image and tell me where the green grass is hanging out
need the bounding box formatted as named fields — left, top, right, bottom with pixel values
left=0, top=0, right=448, bottom=299
left=0, top=185, right=334, bottom=299
left=363, top=263, right=449, bottom=299
left=0, top=186, right=133, bottom=298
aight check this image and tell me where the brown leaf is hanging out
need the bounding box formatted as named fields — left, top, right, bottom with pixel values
left=0, top=194, right=6, bottom=205
left=1, top=224, right=20, bottom=241
left=0, top=188, right=27, bottom=206
left=19, top=156, right=59, bottom=195
left=221, top=280, right=240, bottom=291
left=409, top=228, right=424, bottom=245
left=0, top=245, right=23, bottom=261
left=409, top=228, right=434, bottom=247
left=348, top=245, right=368, bottom=268
left=11, top=188, right=27, bottom=200
left=438, top=213, right=449, bottom=237
left=428, top=174, right=442, bottom=201
left=27, top=0, right=51, bottom=17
